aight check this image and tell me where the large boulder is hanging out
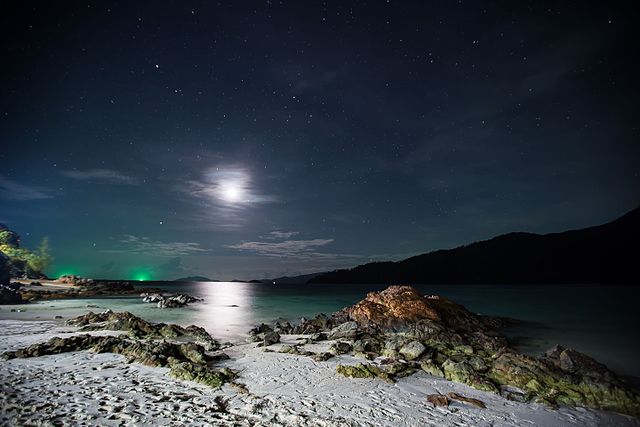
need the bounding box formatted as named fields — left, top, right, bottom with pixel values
left=343, top=285, right=441, bottom=327
left=399, top=340, right=427, bottom=360
left=327, top=321, right=358, bottom=340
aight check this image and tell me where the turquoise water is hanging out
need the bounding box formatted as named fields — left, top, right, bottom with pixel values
left=1, top=282, right=639, bottom=381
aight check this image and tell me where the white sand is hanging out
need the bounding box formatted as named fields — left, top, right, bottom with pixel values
left=0, top=319, right=638, bottom=426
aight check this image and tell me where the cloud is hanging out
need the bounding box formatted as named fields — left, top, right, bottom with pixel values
left=0, top=175, right=55, bottom=200
left=261, top=231, right=300, bottom=240
left=103, top=235, right=208, bottom=257
left=185, top=166, right=277, bottom=205
left=61, top=169, right=137, bottom=184
left=227, top=238, right=334, bottom=258
left=179, top=166, right=278, bottom=229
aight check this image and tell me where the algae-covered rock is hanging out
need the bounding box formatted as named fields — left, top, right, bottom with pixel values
left=169, top=362, right=236, bottom=388
left=67, top=310, right=219, bottom=350
left=330, top=341, right=353, bottom=355
left=489, top=351, right=640, bottom=416
left=3, top=317, right=233, bottom=390
left=442, top=359, right=475, bottom=383
left=312, top=352, right=334, bottom=362
left=420, top=359, right=445, bottom=378
left=399, top=340, right=426, bottom=361
left=246, top=285, right=640, bottom=417
left=336, top=363, right=375, bottom=379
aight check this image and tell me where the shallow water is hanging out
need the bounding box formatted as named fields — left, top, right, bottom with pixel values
left=1, top=282, right=639, bottom=380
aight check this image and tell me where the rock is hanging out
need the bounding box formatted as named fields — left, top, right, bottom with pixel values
left=545, top=345, right=611, bottom=378
left=353, top=338, right=381, bottom=355
left=293, top=313, right=333, bottom=334
left=263, top=331, right=280, bottom=346
left=399, top=340, right=426, bottom=360
left=327, top=321, right=358, bottom=340
left=420, top=359, right=445, bottom=378
left=336, top=364, right=375, bottom=379
left=330, top=341, right=353, bottom=355
left=67, top=310, right=219, bottom=350
left=426, top=394, right=450, bottom=407
left=443, top=359, right=475, bottom=384
left=446, top=392, right=486, bottom=409
left=2, top=331, right=235, bottom=389
left=310, top=332, right=328, bottom=342
left=278, top=345, right=297, bottom=354
left=141, top=293, right=164, bottom=303
left=468, top=357, right=488, bottom=372
left=248, top=323, right=273, bottom=336
left=56, top=275, right=94, bottom=286
left=343, top=285, right=441, bottom=327
left=0, top=284, right=23, bottom=305
left=489, top=351, right=640, bottom=416
left=274, top=321, right=294, bottom=334
left=157, top=294, right=203, bottom=308
left=244, top=285, right=640, bottom=417
left=312, top=352, right=334, bottom=362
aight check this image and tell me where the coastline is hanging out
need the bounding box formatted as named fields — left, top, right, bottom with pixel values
left=1, top=316, right=638, bottom=426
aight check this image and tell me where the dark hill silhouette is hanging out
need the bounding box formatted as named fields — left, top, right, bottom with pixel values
left=310, top=207, right=639, bottom=284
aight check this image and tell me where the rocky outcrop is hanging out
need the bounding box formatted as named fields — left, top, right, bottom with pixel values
left=140, top=292, right=203, bottom=308
left=56, top=275, right=94, bottom=286
left=67, top=309, right=219, bottom=350
left=18, top=281, right=158, bottom=302
left=287, top=285, right=640, bottom=417
left=2, top=333, right=234, bottom=388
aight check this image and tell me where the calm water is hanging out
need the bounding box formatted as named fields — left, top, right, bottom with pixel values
left=2, top=282, right=639, bottom=380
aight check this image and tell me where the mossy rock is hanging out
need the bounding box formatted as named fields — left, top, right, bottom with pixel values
left=420, top=359, right=444, bottom=378
left=169, top=362, right=235, bottom=388
left=336, top=363, right=375, bottom=379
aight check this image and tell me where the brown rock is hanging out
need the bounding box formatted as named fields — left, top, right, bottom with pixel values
left=345, top=285, right=442, bottom=327
left=426, top=394, right=450, bottom=407
left=446, top=392, right=486, bottom=408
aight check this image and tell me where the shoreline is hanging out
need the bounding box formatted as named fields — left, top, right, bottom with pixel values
left=1, top=317, right=638, bottom=426
left=0, top=320, right=640, bottom=426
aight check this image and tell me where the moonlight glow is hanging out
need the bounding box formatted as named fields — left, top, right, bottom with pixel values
left=219, top=181, right=243, bottom=203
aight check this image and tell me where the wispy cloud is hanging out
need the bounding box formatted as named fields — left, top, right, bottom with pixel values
left=260, top=231, right=300, bottom=240
left=0, top=175, right=55, bottom=200
left=227, top=230, right=370, bottom=264
left=103, top=235, right=208, bottom=257
left=228, top=238, right=335, bottom=258
left=61, top=169, right=137, bottom=185
left=185, top=167, right=277, bottom=205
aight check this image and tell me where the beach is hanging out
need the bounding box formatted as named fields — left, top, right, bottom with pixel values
left=1, top=315, right=638, bottom=426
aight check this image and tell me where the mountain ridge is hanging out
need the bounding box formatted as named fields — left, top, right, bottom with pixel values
left=309, top=207, right=639, bottom=284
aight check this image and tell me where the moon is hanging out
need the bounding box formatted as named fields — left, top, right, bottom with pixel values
left=220, top=181, right=243, bottom=203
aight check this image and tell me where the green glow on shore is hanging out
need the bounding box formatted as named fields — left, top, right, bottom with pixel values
left=131, top=269, right=153, bottom=282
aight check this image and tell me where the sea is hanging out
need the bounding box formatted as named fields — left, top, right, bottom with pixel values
left=2, top=282, right=639, bottom=383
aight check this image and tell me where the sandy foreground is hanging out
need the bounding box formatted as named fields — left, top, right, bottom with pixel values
left=0, top=319, right=638, bottom=427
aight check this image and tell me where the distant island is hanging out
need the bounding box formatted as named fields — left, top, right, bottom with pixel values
left=308, top=207, right=639, bottom=284
left=173, top=276, right=218, bottom=282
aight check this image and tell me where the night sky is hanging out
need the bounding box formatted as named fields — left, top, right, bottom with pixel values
left=1, top=1, right=638, bottom=280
